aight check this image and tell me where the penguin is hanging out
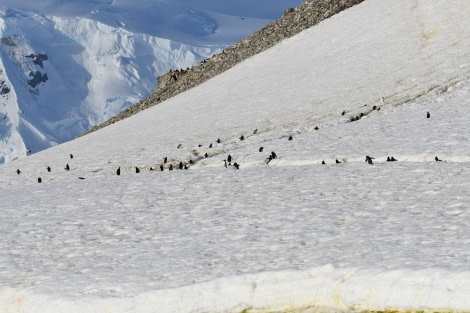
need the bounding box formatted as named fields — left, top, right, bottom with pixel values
left=16, top=169, right=21, bottom=175
left=435, top=156, right=442, bottom=162
left=372, top=105, right=377, bottom=110
left=184, top=165, right=189, bottom=170
left=65, top=164, right=70, bottom=171
left=224, top=160, right=228, bottom=168
left=116, top=167, right=121, bottom=175
left=386, top=157, right=391, bottom=162
left=240, top=135, right=245, bottom=141
left=233, top=162, right=240, bottom=169
left=78, top=177, right=85, bottom=180
left=198, top=144, right=202, bottom=147
left=204, top=152, right=209, bottom=158
left=136, top=167, right=140, bottom=173
left=47, top=166, right=51, bottom=172
left=177, top=144, right=182, bottom=149
left=390, top=156, right=397, bottom=161
left=270, top=151, right=277, bottom=159
left=259, top=147, right=264, bottom=152
left=266, top=155, right=272, bottom=164
left=336, top=159, right=341, bottom=164
left=288, top=135, right=293, bottom=141
left=163, top=157, right=168, bottom=163
left=209, top=143, right=212, bottom=148
left=149, top=167, right=154, bottom=171
left=169, top=164, right=174, bottom=170
left=38, top=177, right=42, bottom=183
left=189, top=159, right=194, bottom=165
left=341, top=111, right=345, bottom=116
left=227, top=154, right=232, bottom=163
left=321, top=160, right=325, bottom=164
left=70, top=154, right=74, bottom=159
left=365, top=156, right=374, bottom=165
left=427, top=111, right=430, bottom=118
left=253, top=129, right=258, bottom=134
left=160, top=164, right=164, bottom=171
left=314, top=126, right=319, bottom=130
left=216, top=138, right=221, bottom=144
left=179, top=162, right=183, bottom=170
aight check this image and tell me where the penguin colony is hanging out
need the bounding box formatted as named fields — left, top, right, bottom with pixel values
left=15, top=109, right=443, bottom=184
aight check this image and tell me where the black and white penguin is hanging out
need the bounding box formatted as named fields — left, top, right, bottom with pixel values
left=160, top=164, right=164, bottom=171
left=16, top=169, right=21, bottom=175
left=169, top=164, right=174, bottom=170
left=259, top=147, right=264, bottom=152
left=136, top=167, right=140, bottom=173
left=427, top=111, right=430, bottom=118
left=240, top=135, right=245, bottom=141
left=365, top=156, right=374, bottom=165
left=288, top=135, right=293, bottom=141
left=70, top=154, right=74, bottom=159
left=336, top=159, right=341, bottom=164
left=233, top=162, right=240, bottom=169
left=65, top=164, right=70, bottom=171
left=116, top=167, right=121, bottom=175
left=47, top=166, right=51, bottom=172
left=179, top=162, right=183, bottom=170
left=227, top=154, right=232, bottom=163
left=38, top=177, right=42, bottom=183
left=321, top=160, right=325, bottom=164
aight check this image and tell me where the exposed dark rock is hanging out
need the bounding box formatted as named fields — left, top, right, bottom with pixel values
left=28, top=71, right=48, bottom=88
left=26, top=54, right=48, bottom=69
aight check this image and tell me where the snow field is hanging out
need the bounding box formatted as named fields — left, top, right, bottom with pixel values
left=1, top=0, right=470, bottom=312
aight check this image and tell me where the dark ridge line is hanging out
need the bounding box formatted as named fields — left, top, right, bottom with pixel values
left=82, top=0, right=365, bottom=137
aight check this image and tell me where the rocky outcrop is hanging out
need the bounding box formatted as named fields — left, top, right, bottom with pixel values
left=157, top=68, right=190, bottom=89
left=84, top=0, right=364, bottom=135
left=26, top=53, right=48, bottom=69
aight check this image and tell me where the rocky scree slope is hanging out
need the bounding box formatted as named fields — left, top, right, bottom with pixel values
left=84, top=0, right=364, bottom=135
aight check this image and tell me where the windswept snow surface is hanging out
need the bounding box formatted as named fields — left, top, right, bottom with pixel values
left=1, top=0, right=470, bottom=312
left=0, top=0, right=299, bottom=163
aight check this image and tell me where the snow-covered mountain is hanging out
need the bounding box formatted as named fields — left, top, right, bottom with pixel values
left=1, top=0, right=470, bottom=312
left=0, top=0, right=305, bottom=163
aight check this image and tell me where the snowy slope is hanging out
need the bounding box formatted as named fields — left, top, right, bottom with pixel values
left=1, top=0, right=470, bottom=312
left=0, top=0, right=301, bottom=163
